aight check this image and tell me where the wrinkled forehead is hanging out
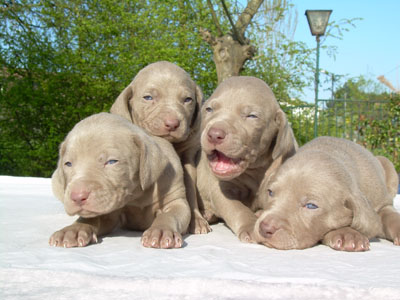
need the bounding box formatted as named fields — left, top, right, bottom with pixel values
left=270, top=158, right=341, bottom=202
left=133, top=63, right=195, bottom=90
left=208, top=78, right=278, bottom=108
left=65, top=132, right=125, bottom=157
left=64, top=119, right=135, bottom=155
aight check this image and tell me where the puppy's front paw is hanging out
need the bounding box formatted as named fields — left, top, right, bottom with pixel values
left=49, top=223, right=97, bottom=248
left=381, top=211, right=400, bottom=246
left=323, top=227, right=370, bottom=252
left=141, top=228, right=183, bottom=249
left=390, top=228, right=400, bottom=246
left=189, top=211, right=212, bottom=234
left=238, top=223, right=257, bottom=243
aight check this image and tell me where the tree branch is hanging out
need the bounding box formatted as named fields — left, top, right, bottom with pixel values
left=235, top=0, right=264, bottom=37
left=220, top=0, right=244, bottom=44
left=206, top=0, right=223, bottom=36
left=200, top=28, right=217, bottom=46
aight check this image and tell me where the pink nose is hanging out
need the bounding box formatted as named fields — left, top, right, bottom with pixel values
left=70, top=189, right=90, bottom=206
left=259, top=218, right=279, bottom=238
left=164, top=118, right=180, bottom=131
left=207, top=127, right=226, bottom=145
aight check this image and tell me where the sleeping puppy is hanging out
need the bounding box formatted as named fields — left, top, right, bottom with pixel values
left=49, top=113, right=190, bottom=249
left=196, top=76, right=297, bottom=242
left=254, top=136, right=400, bottom=251
left=110, top=61, right=209, bottom=234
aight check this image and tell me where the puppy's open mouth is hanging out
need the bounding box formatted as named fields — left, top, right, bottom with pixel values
left=208, top=150, right=243, bottom=177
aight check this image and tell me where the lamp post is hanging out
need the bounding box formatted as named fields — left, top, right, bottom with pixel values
left=305, top=9, right=332, bottom=137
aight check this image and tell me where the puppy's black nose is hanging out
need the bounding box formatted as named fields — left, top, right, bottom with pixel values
left=207, top=127, right=226, bottom=145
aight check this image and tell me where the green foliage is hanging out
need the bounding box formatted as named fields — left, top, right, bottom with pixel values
left=284, top=104, right=315, bottom=146
left=242, top=0, right=315, bottom=102
left=243, top=40, right=314, bottom=102
left=334, top=75, right=390, bottom=100
left=359, top=95, right=400, bottom=172
left=1, top=0, right=395, bottom=178
left=0, top=0, right=219, bottom=177
left=285, top=89, right=399, bottom=172
left=328, top=77, right=398, bottom=171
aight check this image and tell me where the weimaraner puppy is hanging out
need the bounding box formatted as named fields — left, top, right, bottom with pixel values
left=49, top=113, right=190, bottom=249
left=110, top=61, right=209, bottom=234
left=254, top=136, right=400, bottom=251
left=196, top=76, right=298, bottom=242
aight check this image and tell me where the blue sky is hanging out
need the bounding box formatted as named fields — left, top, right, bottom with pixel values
left=291, top=0, right=400, bottom=101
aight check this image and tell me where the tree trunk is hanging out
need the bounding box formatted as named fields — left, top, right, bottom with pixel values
left=201, top=0, right=263, bottom=84
left=201, top=30, right=256, bottom=84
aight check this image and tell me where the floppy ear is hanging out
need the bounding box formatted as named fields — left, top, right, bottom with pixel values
left=255, top=155, right=283, bottom=210
left=133, top=133, right=170, bottom=191
left=255, top=168, right=275, bottom=210
left=110, top=85, right=134, bottom=122
left=51, top=141, right=67, bottom=202
left=376, top=155, right=398, bottom=198
left=345, top=190, right=384, bottom=238
left=264, top=156, right=282, bottom=183
left=272, top=109, right=298, bottom=161
left=189, top=84, right=203, bottom=130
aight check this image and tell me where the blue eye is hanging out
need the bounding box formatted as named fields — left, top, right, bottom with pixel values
left=267, top=189, right=273, bottom=197
left=143, top=95, right=153, bottom=101
left=184, top=97, right=193, bottom=103
left=64, top=161, right=72, bottom=167
left=305, top=203, right=318, bottom=209
left=247, top=114, right=258, bottom=119
left=205, top=107, right=213, bottom=113
left=106, top=159, right=119, bottom=165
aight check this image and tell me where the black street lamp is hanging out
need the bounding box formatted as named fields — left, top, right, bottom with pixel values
left=305, top=9, right=332, bottom=137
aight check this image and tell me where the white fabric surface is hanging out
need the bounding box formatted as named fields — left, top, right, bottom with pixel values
left=1, top=175, right=399, bottom=300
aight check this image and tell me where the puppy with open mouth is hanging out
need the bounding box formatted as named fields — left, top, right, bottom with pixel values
left=196, top=76, right=298, bottom=242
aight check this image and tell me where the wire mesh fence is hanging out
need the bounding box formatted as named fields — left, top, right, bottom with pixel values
left=284, top=99, right=398, bottom=169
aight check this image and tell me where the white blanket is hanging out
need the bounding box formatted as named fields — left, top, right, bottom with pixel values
left=1, top=176, right=399, bottom=300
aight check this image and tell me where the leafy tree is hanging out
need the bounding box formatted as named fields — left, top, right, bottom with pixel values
left=200, top=0, right=315, bottom=100
left=201, top=0, right=263, bottom=84
left=0, top=0, right=220, bottom=177
left=334, top=75, right=389, bottom=100
left=243, top=0, right=315, bottom=102
left=0, top=0, right=377, bottom=177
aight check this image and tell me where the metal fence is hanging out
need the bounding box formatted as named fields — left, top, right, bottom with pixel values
left=283, top=99, right=398, bottom=168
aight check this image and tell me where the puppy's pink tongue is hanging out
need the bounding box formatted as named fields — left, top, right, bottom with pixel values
left=210, top=151, right=240, bottom=175
left=215, top=153, right=235, bottom=171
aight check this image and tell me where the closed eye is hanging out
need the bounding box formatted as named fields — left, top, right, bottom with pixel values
left=143, top=95, right=153, bottom=101
left=105, top=159, right=119, bottom=165
left=247, top=114, right=258, bottom=119
left=305, top=203, right=318, bottom=209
